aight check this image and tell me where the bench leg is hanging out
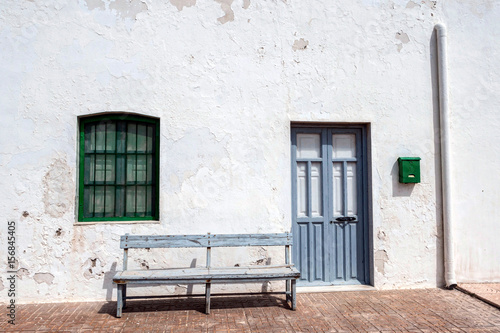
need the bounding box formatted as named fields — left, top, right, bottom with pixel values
left=123, top=284, right=127, bottom=309
left=286, top=279, right=291, bottom=302
left=205, top=282, right=211, bottom=314
left=291, top=279, right=297, bottom=310
left=117, top=284, right=123, bottom=318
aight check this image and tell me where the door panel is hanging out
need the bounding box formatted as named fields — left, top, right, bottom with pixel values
left=312, top=222, right=324, bottom=281
left=297, top=163, right=307, bottom=217
left=292, top=127, right=369, bottom=286
left=310, top=162, right=323, bottom=217
left=297, top=133, right=321, bottom=158
left=332, top=134, right=356, bottom=158
left=346, top=162, right=357, bottom=215
left=332, top=163, right=343, bottom=216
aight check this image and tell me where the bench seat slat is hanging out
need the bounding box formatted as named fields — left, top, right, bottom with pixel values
left=113, top=266, right=300, bottom=282
left=121, top=235, right=209, bottom=249
left=115, top=278, right=295, bottom=284
left=208, top=233, right=292, bottom=247
left=121, top=233, right=292, bottom=249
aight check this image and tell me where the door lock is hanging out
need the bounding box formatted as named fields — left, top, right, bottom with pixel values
left=334, top=216, right=357, bottom=223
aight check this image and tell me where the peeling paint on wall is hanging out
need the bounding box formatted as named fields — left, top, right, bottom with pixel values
left=395, top=31, right=410, bottom=52
left=84, top=0, right=148, bottom=19
left=406, top=1, right=418, bottom=9
left=109, top=0, right=148, bottom=20
left=18, top=268, right=30, bottom=280
left=167, top=0, right=248, bottom=23
left=292, top=38, right=309, bottom=51
left=83, top=258, right=105, bottom=280
left=174, top=285, right=188, bottom=293
left=42, top=159, right=74, bottom=218
left=85, top=0, right=105, bottom=10
left=33, top=273, right=55, bottom=285
left=375, top=250, right=389, bottom=274
left=251, top=247, right=271, bottom=266
left=169, top=0, right=196, bottom=11
left=423, top=0, right=437, bottom=9
left=395, top=31, right=410, bottom=44
left=215, top=0, right=235, bottom=24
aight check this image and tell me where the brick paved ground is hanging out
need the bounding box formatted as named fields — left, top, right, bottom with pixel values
left=2, top=289, right=500, bottom=332
left=457, top=283, right=500, bottom=310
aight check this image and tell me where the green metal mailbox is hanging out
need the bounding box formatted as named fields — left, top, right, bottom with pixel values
left=398, top=157, right=421, bottom=183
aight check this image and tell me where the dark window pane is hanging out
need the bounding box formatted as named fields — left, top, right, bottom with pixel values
left=127, top=123, right=137, bottom=152
left=116, top=155, right=126, bottom=185
left=105, top=155, right=115, bottom=183
left=136, top=186, right=146, bottom=216
left=84, top=186, right=93, bottom=217
left=95, top=155, right=105, bottom=183
left=84, top=155, right=93, bottom=184
left=106, top=122, right=116, bottom=152
left=96, top=123, right=106, bottom=152
left=147, top=155, right=152, bottom=183
left=94, top=186, right=105, bottom=215
left=104, top=186, right=115, bottom=217
left=116, top=121, right=126, bottom=154
left=126, top=155, right=136, bottom=183
left=126, top=186, right=136, bottom=216
left=85, top=124, right=95, bottom=153
left=137, top=124, right=147, bottom=152
left=115, top=185, right=125, bottom=217
left=146, top=185, right=152, bottom=215
left=147, top=125, right=153, bottom=153
left=137, top=155, right=147, bottom=183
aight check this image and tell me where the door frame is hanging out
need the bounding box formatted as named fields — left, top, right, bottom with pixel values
left=290, top=123, right=372, bottom=286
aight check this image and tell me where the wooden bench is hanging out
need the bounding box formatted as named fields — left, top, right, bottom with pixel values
left=113, top=232, right=300, bottom=317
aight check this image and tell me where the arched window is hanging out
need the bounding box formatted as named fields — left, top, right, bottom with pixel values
left=78, top=114, right=159, bottom=222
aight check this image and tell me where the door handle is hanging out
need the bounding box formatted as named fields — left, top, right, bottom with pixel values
left=334, top=216, right=357, bottom=222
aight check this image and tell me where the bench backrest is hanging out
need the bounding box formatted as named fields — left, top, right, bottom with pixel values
left=120, top=233, right=292, bottom=249
left=120, top=233, right=293, bottom=270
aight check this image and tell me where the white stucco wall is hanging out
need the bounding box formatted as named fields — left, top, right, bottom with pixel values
left=0, top=0, right=498, bottom=303
left=443, top=2, right=500, bottom=283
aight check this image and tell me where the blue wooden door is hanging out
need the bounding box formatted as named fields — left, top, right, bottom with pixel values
left=291, top=127, right=369, bottom=285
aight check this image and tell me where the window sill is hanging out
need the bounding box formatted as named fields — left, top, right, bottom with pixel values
left=74, top=220, right=161, bottom=226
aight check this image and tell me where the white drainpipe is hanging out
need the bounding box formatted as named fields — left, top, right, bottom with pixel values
left=435, top=24, right=457, bottom=288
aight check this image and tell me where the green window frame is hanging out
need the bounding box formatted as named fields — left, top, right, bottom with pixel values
left=78, top=114, right=160, bottom=222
